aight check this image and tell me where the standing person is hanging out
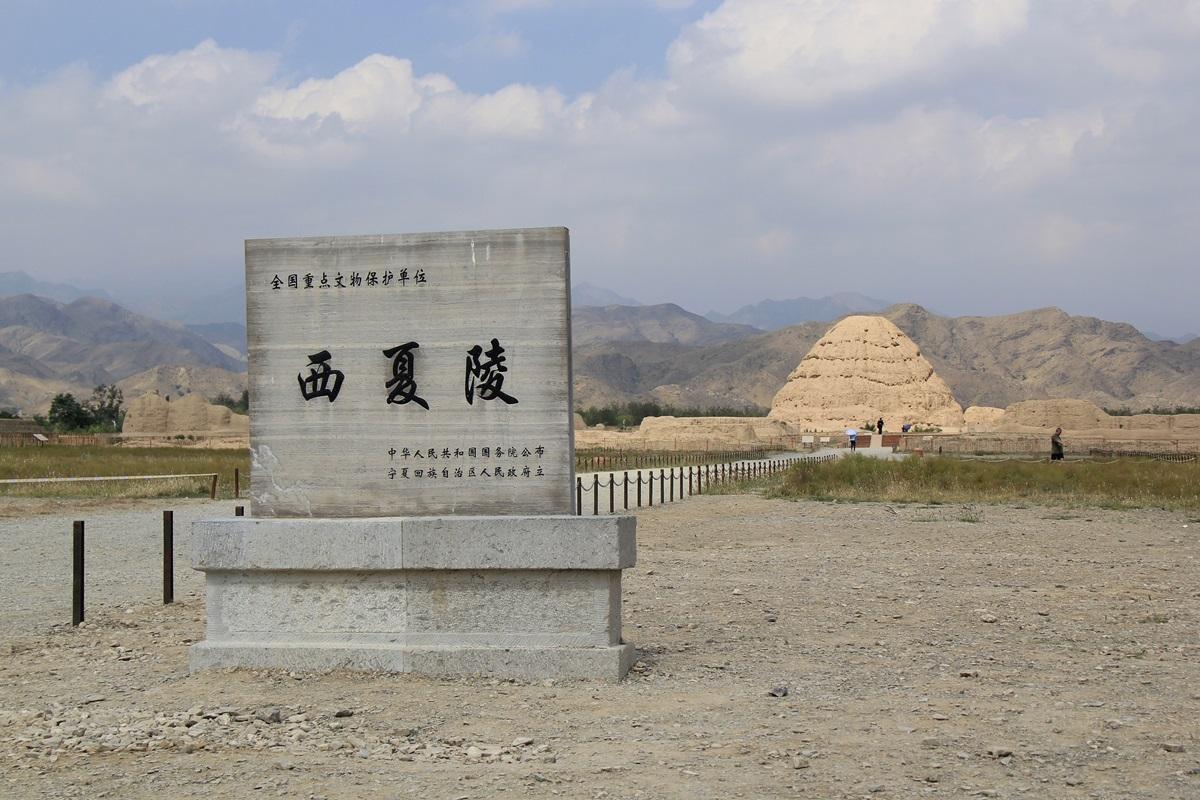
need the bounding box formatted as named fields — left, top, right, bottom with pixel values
left=876, top=418, right=884, bottom=435
left=1050, top=427, right=1065, bottom=461
left=849, top=429, right=858, bottom=452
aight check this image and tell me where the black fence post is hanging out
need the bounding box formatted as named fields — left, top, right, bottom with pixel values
left=162, top=510, right=174, bottom=605
left=235, top=505, right=245, bottom=516
left=670, top=468, right=675, bottom=502
left=660, top=469, right=666, bottom=501
left=609, top=475, right=615, bottom=514
left=593, top=474, right=600, bottom=516
left=576, top=476, right=582, bottom=516
left=72, top=520, right=84, bottom=626
left=688, top=466, right=694, bottom=496
left=234, top=467, right=240, bottom=499
left=637, top=471, right=643, bottom=507
left=623, top=471, right=629, bottom=510
left=649, top=471, right=654, bottom=506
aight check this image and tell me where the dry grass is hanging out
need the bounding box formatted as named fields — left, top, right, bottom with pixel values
left=769, top=454, right=1200, bottom=510
left=0, top=445, right=249, bottom=500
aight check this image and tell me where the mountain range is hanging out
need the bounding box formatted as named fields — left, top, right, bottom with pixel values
left=571, top=282, right=642, bottom=308
left=2, top=284, right=1197, bottom=419
left=0, top=294, right=245, bottom=414
left=571, top=303, right=1200, bottom=412
left=705, top=292, right=890, bottom=330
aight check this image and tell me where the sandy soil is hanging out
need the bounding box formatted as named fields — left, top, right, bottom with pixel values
left=2, top=495, right=1198, bottom=799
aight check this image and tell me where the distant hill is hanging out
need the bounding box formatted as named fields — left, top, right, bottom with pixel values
left=572, top=282, right=642, bottom=307
left=1145, top=330, right=1199, bottom=344
left=124, top=282, right=246, bottom=326
left=706, top=292, right=889, bottom=330
left=573, top=303, right=762, bottom=347
left=0, top=270, right=117, bottom=305
left=572, top=304, right=1200, bottom=412
left=3, top=288, right=1194, bottom=422
left=0, top=294, right=246, bottom=414
left=117, top=365, right=246, bottom=403
left=187, top=322, right=247, bottom=359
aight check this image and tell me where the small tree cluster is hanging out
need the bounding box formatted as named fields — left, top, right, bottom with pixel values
left=577, top=401, right=767, bottom=429
left=38, top=385, right=125, bottom=432
left=212, top=389, right=249, bottom=414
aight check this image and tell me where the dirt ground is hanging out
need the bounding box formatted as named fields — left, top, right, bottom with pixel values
left=2, top=495, right=1198, bottom=799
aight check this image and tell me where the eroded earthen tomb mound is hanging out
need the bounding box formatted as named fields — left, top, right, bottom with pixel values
left=768, top=315, right=964, bottom=431
left=123, top=392, right=249, bottom=436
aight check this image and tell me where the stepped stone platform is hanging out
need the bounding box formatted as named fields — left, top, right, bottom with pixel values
left=190, top=515, right=636, bottom=680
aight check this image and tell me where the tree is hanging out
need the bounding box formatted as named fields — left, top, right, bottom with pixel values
left=212, top=389, right=249, bottom=415
left=86, top=384, right=124, bottom=431
left=47, top=393, right=92, bottom=430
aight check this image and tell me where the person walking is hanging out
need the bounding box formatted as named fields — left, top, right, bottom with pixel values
left=876, top=418, right=884, bottom=435
left=1050, top=427, right=1065, bottom=461
left=848, top=429, right=858, bottom=452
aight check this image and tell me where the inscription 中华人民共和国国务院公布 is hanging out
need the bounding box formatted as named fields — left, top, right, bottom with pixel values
left=385, top=444, right=546, bottom=481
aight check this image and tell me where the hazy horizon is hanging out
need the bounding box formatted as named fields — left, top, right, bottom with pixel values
left=2, top=1, right=1197, bottom=336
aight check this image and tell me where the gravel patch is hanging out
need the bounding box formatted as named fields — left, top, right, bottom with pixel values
left=0, top=499, right=237, bottom=638
left=1, top=495, right=1198, bottom=798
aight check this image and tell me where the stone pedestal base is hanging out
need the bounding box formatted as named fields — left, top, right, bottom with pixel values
left=189, top=515, right=636, bottom=680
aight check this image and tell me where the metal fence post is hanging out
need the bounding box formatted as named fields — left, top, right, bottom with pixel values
left=670, top=468, right=675, bottom=502
left=162, top=510, right=174, bottom=605
left=688, top=466, right=694, bottom=496
left=609, top=475, right=615, bottom=514
left=576, top=476, right=582, bottom=516
left=593, top=474, right=599, bottom=516
left=234, top=467, right=240, bottom=499
left=660, top=469, right=666, bottom=501
left=623, top=471, right=629, bottom=510
left=72, top=520, right=84, bottom=626
left=209, top=473, right=218, bottom=500
left=649, top=471, right=654, bottom=506
left=637, top=471, right=643, bottom=507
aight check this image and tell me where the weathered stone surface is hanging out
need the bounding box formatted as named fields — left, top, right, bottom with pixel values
left=245, top=227, right=574, bottom=518
left=190, top=515, right=635, bottom=680
left=768, top=315, right=965, bottom=430
left=193, top=516, right=636, bottom=571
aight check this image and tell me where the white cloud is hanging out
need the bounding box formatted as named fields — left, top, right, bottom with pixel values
left=105, top=39, right=275, bottom=111
left=804, top=106, right=1105, bottom=195
left=2, top=0, right=1199, bottom=333
left=245, top=52, right=584, bottom=151
left=254, top=55, right=454, bottom=131
left=667, top=0, right=1029, bottom=107
left=0, top=155, right=93, bottom=204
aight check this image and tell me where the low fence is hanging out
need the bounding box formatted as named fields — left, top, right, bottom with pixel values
left=575, top=453, right=837, bottom=516
left=0, top=472, right=222, bottom=499
left=0, top=468, right=245, bottom=499
left=67, top=505, right=246, bottom=626
left=576, top=446, right=791, bottom=472
left=0, top=432, right=115, bottom=447
left=1088, top=449, right=1198, bottom=463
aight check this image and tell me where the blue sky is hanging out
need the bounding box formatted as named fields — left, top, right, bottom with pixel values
left=1, top=1, right=1198, bottom=335
left=1, top=1, right=713, bottom=94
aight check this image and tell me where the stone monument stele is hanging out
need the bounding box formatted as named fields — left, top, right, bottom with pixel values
left=189, top=227, right=636, bottom=679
